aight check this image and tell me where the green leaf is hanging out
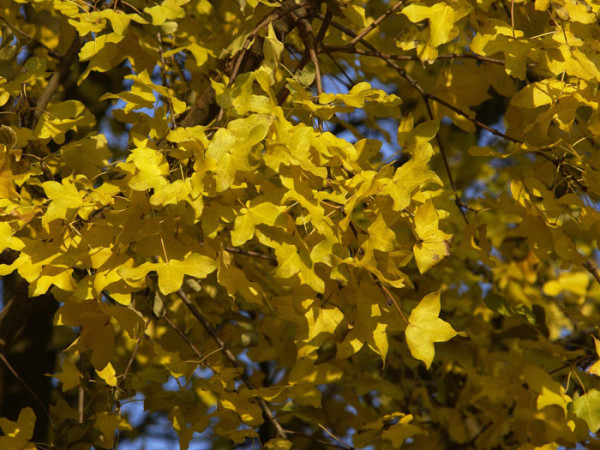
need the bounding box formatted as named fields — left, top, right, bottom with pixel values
left=573, top=389, right=600, bottom=432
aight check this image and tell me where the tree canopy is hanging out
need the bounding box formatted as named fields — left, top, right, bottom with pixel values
left=2, top=0, right=600, bottom=448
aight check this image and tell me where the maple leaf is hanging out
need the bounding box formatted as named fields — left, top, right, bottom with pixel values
left=42, top=178, right=84, bottom=224
left=402, top=0, right=472, bottom=48
left=53, top=359, right=83, bottom=392
left=573, top=389, right=600, bottom=433
left=405, top=291, right=458, bottom=368
left=0, top=407, right=36, bottom=449
left=412, top=201, right=453, bottom=273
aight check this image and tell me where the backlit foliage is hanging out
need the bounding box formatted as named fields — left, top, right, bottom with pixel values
left=2, top=0, right=600, bottom=448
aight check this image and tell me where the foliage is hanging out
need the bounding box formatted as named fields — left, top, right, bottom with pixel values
left=2, top=0, right=600, bottom=448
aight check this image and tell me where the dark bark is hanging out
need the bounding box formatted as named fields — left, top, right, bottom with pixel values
left=0, top=274, right=58, bottom=442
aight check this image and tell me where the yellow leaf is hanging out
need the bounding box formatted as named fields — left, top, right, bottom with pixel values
left=145, top=0, right=188, bottom=26
left=573, top=389, right=600, bottom=433
left=304, top=302, right=344, bottom=343
left=383, top=120, right=442, bottom=211
left=217, top=249, right=263, bottom=304
left=127, top=140, right=169, bottom=191
left=34, top=100, right=95, bottom=144
left=543, top=272, right=589, bottom=297
left=264, top=438, right=293, bottom=449
left=231, top=200, right=285, bottom=246
left=29, top=265, right=77, bottom=296
left=100, top=71, right=157, bottom=113
left=413, top=201, right=452, bottom=274
left=381, top=414, right=423, bottom=447
left=96, top=362, right=118, bottom=387
left=99, top=9, right=147, bottom=35
left=42, top=178, right=84, bottom=224
left=0, top=407, right=36, bottom=439
left=402, top=0, right=472, bottom=47
left=53, top=358, right=83, bottom=392
left=0, top=222, right=12, bottom=252
left=405, top=291, right=458, bottom=368
left=156, top=253, right=216, bottom=294
left=262, top=22, right=284, bottom=76
left=94, top=412, right=131, bottom=449
left=0, top=407, right=36, bottom=449
left=367, top=213, right=397, bottom=252
left=318, top=81, right=401, bottom=109
left=272, top=241, right=325, bottom=293
left=206, top=114, right=273, bottom=191
left=523, top=365, right=571, bottom=414
left=150, top=179, right=190, bottom=206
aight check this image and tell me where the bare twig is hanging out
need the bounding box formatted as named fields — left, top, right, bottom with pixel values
left=157, top=33, right=177, bottom=129
left=276, top=51, right=310, bottom=105
left=0, top=17, right=60, bottom=58
left=323, top=45, right=509, bottom=66
left=78, top=356, right=85, bottom=424
left=0, top=353, right=54, bottom=426
left=121, top=334, right=142, bottom=386
left=350, top=1, right=404, bottom=45
left=176, top=289, right=287, bottom=439
left=420, top=92, right=469, bottom=222
left=321, top=17, right=472, bottom=219
left=314, top=10, right=333, bottom=48
left=322, top=18, right=522, bottom=144
left=583, top=260, right=600, bottom=284
left=162, top=315, right=212, bottom=369
left=228, top=0, right=312, bottom=85
left=31, top=36, right=81, bottom=126
left=297, top=19, right=323, bottom=96
left=225, top=246, right=277, bottom=264
left=284, top=428, right=354, bottom=449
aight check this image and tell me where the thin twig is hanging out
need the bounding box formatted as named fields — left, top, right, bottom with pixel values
left=583, top=260, right=600, bottom=284
left=176, top=289, right=287, bottom=439
left=228, top=0, right=312, bottom=85
left=162, top=315, right=212, bottom=370
left=284, top=428, right=354, bottom=449
left=121, top=334, right=142, bottom=387
left=317, top=422, right=353, bottom=449
left=0, top=17, right=60, bottom=58
left=321, top=18, right=522, bottom=143
left=157, top=33, right=177, bottom=129
left=78, top=364, right=84, bottom=424
left=314, top=10, right=333, bottom=49
left=322, top=17, right=471, bottom=219
left=224, top=246, right=277, bottom=264
left=350, top=1, right=405, bottom=45
left=420, top=91, right=468, bottom=222
left=297, top=19, right=322, bottom=96
left=323, top=45, right=509, bottom=66
left=31, top=36, right=81, bottom=127
left=376, top=281, right=408, bottom=324
left=0, top=353, right=54, bottom=426
left=276, top=51, right=310, bottom=105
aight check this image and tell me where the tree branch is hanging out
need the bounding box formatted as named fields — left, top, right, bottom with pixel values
left=30, top=35, right=81, bottom=127
left=224, top=246, right=277, bottom=264
left=0, top=353, right=53, bottom=426
left=176, top=289, right=287, bottom=439
left=323, top=45, right=510, bottom=66
left=350, top=1, right=404, bottom=45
